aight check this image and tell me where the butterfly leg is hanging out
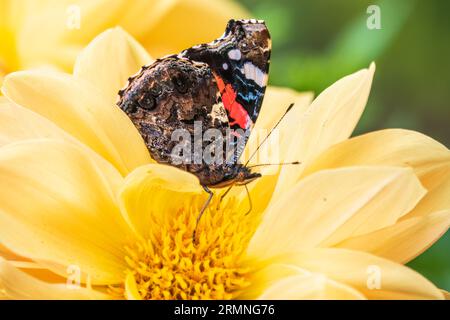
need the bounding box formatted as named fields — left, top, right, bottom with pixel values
left=244, top=184, right=253, bottom=216
left=193, top=185, right=214, bottom=243
left=217, top=185, right=234, bottom=210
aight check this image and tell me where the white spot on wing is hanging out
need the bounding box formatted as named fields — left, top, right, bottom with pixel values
left=241, top=62, right=267, bottom=87
left=227, top=49, right=242, bottom=60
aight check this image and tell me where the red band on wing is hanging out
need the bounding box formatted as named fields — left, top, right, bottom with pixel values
left=214, top=75, right=250, bottom=129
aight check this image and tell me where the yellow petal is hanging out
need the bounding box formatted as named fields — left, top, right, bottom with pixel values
left=0, top=139, right=134, bottom=285
left=301, top=129, right=450, bottom=220
left=258, top=274, right=366, bottom=300
left=244, top=263, right=365, bottom=300
left=442, top=290, right=450, bottom=300
left=272, top=63, right=376, bottom=199
left=0, top=97, right=75, bottom=147
left=2, top=70, right=152, bottom=175
left=0, top=243, right=25, bottom=261
left=74, top=27, right=153, bottom=105
left=118, top=164, right=206, bottom=238
left=8, top=260, right=67, bottom=284
left=402, top=163, right=450, bottom=219
left=16, top=0, right=152, bottom=71
left=0, top=257, right=109, bottom=300
left=0, top=97, right=133, bottom=188
left=247, top=166, right=425, bottom=259
left=252, top=87, right=313, bottom=134
left=141, top=0, right=250, bottom=57
left=335, top=210, right=450, bottom=263
left=124, top=272, right=142, bottom=300
left=279, top=249, right=444, bottom=300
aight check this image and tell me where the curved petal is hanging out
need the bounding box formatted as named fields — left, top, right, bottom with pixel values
left=402, top=165, right=450, bottom=219
left=124, top=272, right=142, bottom=300
left=243, top=263, right=365, bottom=300
left=247, top=166, right=425, bottom=259
left=0, top=257, right=109, bottom=300
left=0, top=97, right=76, bottom=147
left=16, top=0, right=154, bottom=72
left=303, top=128, right=450, bottom=170
left=252, top=87, right=313, bottom=136
left=74, top=27, right=153, bottom=104
left=278, top=249, right=444, bottom=300
left=301, top=129, right=450, bottom=220
left=0, top=139, right=134, bottom=285
left=141, top=0, right=250, bottom=57
left=0, top=97, right=132, bottom=189
left=2, top=70, right=152, bottom=175
left=0, top=243, right=25, bottom=261
left=272, top=63, right=375, bottom=200
left=259, top=274, right=365, bottom=300
left=303, top=129, right=450, bottom=189
left=335, top=210, right=450, bottom=263
left=118, top=164, right=207, bottom=238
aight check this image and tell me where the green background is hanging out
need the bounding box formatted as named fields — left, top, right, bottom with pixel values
left=237, top=0, right=450, bottom=290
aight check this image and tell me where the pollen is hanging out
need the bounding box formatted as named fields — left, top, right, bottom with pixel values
left=117, top=197, right=259, bottom=300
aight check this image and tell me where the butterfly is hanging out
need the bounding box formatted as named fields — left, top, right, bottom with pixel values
left=117, top=19, right=288, bottom=230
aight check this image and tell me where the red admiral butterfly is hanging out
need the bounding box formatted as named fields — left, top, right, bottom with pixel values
left=118, top=19, right=290, bottom=231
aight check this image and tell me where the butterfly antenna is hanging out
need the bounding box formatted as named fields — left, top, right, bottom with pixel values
left=248, top=161, right=300, bottom=168
left=244, top=103, right=295, bottom=166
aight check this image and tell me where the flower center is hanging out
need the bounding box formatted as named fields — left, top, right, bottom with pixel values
left=119, top=197, right=258, bottom=300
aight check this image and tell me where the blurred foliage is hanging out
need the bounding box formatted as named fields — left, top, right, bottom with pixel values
left=238, top=0, right=450, bottom=290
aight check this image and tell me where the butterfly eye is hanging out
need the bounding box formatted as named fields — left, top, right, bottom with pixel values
left=173, top=74, right=189, bottom=94
left=138, top=92, right=156, bottom=111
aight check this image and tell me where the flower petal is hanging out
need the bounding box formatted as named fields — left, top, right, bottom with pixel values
left=2, top=70, right=152, bottom=175
left=278, top=249, right=444, bottom=300
left=247, top=166, right=425, bottom=259
left=0, top=139, right=133, bottom=285
left=252, top=87, right=313, bottom=135
left=0, top=97, right=75, bottom=147
left=272, top=63, right=375, bottom=199
left=303, top=128, right=450, bottom=172
left=74, top=27, right=153, bottom=105
left=335, top=210, right=450, bottom=263
left=124, top=272, right=142, bottom=300
left=15, top=0, right=154, bottom=72
left=118, top=164, right=207, bottom=238
left=244, top=263, right=366, bottom=300
left=258, top=274, right=366, bottom=300
left=141, top=0, right=250, bottom=57
left=402, top=164, right=450, bottom=219
left=0, top=257, right=109, bottom=300
left=301, top=129, right=450, bottom=220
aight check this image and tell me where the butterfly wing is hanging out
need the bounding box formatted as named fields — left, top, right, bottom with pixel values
left=180, top=19, right=271, bottom=162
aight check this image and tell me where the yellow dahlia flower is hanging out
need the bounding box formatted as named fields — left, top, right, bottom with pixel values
left=0, top=0, right=248, bottom=82
left=0, top=28, right=449, bottom=300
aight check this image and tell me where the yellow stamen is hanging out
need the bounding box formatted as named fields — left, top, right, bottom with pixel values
left=114, top=197, right=259, bottom=300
